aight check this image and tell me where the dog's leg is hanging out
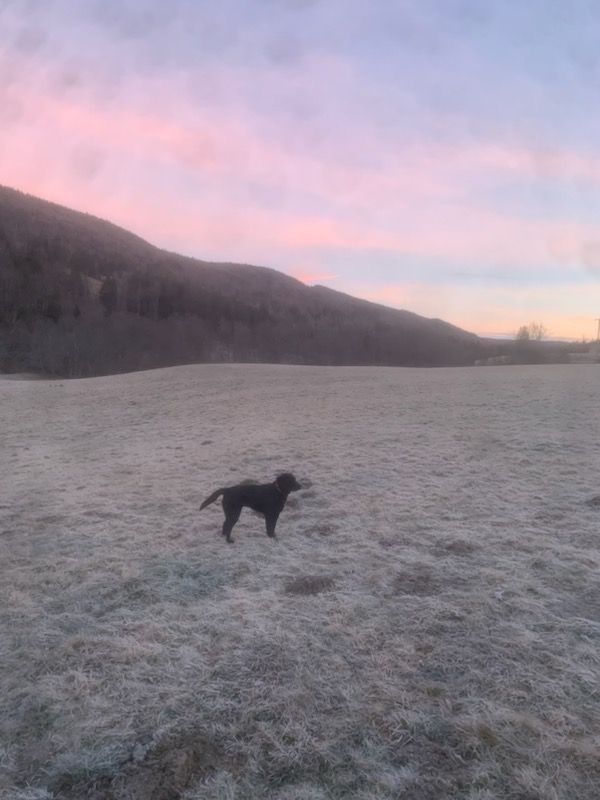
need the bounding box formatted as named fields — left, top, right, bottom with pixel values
left=265, top=512, right=279, bottom=538
left=222, top=503, right=241, bottom=543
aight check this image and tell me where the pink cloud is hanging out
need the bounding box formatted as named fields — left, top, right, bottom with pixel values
left=4, top=49, right=600, bottom=265
left=4, top=93, right=598, bottom=272
left=3, top=48, right=600, bottom=346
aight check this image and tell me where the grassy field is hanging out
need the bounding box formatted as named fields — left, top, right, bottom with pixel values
left=2, top=364, right=600, bottom=799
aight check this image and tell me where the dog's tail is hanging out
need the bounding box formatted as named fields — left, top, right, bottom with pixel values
left=200, top=488, right=224, bottom=510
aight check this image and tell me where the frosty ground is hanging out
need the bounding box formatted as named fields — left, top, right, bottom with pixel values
left=1, top=364, right=600, bottom=800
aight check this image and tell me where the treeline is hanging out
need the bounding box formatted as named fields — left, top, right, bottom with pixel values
left=0, top=185, right=484, bottom=376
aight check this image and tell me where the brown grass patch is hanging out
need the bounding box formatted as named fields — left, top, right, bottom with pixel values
left=393, top=565, right=439, bottom=596
left=284, top=575, right=336, bottom=595
left=49, top=732, right=228, bottom=800
left=435, top=538, right=480, bottom=556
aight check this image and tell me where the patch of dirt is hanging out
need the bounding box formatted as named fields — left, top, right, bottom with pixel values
left=284, top=575, right=336, bottom=595
left=49, top=733, right=229, bottom=800
left=435, top=538, right=479, bottom=556
left=393, top=565, right=439, bottom=596
left=312, top=523, right=336, bottom=536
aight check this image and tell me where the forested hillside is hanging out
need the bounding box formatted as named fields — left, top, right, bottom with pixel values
left=0, top=185, right=483, bottom=376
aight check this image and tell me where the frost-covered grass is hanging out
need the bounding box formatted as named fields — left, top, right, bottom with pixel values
left=2, top=363, right=600, bottom=799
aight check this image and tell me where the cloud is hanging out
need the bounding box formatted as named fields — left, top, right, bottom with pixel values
left=3, top=2, right=600, bottom=342
left=5, top=81, right=600, bottom=277
left=5, top=68, right=600, bottom=278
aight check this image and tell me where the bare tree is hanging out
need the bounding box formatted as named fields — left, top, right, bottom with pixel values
left=529, top=321, right=548, bottom=341
left=516, top=321, right=548, bottom=342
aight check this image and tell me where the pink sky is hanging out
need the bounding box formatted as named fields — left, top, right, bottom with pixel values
left=2, top=1, right=599, bottom=340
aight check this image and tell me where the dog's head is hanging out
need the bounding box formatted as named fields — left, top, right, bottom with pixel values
left=275, top=473, right=302, bottom=493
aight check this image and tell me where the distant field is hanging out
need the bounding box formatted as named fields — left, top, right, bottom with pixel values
left=2, top=364, right=600, bottom=800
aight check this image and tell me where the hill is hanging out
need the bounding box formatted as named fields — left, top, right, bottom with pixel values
left=0, top=185, right=483, bottom=376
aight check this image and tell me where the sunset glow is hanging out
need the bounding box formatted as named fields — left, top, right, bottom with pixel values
left=2, top=1, right=599, bottom=339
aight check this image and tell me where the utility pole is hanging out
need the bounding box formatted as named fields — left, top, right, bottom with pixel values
left=596, top=318, right=600, bottom=342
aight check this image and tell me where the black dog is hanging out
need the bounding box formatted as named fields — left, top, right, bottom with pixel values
left=200, top=473, right=302, bottom=543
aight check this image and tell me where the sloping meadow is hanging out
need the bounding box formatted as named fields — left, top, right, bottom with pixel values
left=2, top=364, right=600, bottom=799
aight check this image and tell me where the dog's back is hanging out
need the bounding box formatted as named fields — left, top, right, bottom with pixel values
left=200, top=482, right=269, bottom=511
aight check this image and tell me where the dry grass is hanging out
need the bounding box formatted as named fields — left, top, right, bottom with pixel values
left=2, top=364, right=600, bottom=799
left=284, top=576, right=336, bottom=596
